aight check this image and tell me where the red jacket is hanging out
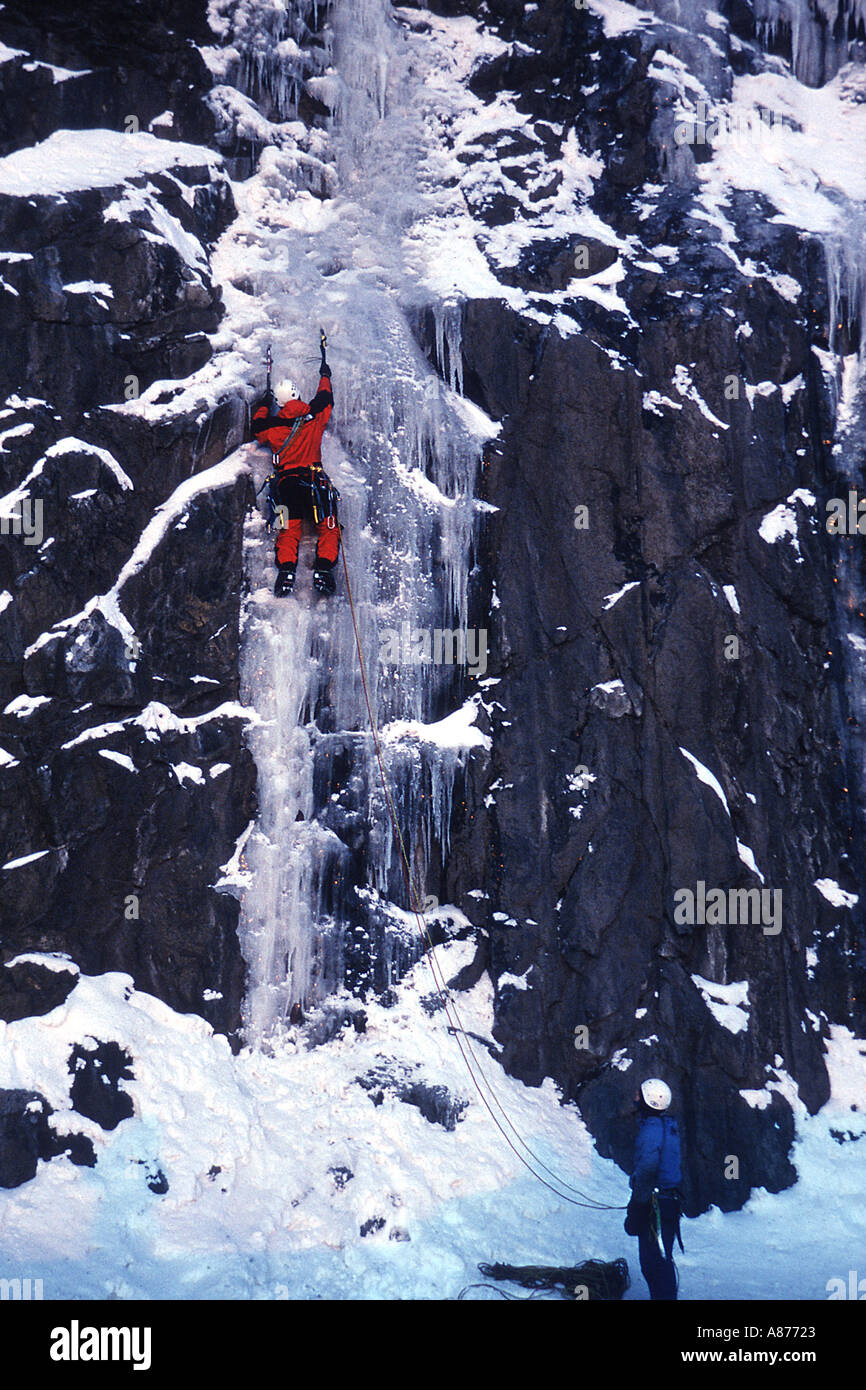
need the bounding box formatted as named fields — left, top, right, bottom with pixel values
left=253, top=374, right=333, bottom=473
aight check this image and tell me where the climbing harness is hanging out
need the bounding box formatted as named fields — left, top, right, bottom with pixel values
left=257, top=466, right=341, bottom=533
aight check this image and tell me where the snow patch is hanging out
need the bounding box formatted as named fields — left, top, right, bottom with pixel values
left=814, top=878, right=859, bottom=909
left=692, top=974, right=751, bottom=1035
left=679, top=747, right=731, bottom=816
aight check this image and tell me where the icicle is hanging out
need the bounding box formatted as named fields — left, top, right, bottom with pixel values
left=825, top=220, right=866, bottom=361
left=753, top=0, right=866, bottom=85
left=213, top=0, right=326, bottom=122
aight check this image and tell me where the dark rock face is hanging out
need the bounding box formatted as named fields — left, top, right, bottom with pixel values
left=0, top=166, right=233, bottom=420
left=47, top=1130, right=98, bottom=1168
left=329, top=1164, right=353, bottom=1189
left=141, top=1161, right=169, bottom=1194
left=68, top=1040, right=135, bottom=1130
left=0, top=0, right=217, bottom=155
left=0, top=3, right=255, bottom=1042
left=433, top=1, right=866, bottom=1213
left=359, top=1215, right=386, bottom=1237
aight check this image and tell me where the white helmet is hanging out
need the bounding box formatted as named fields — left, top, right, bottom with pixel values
left=640, top=1078, right=672, bottom=1112
left=275, top=378, right=300, bottom=401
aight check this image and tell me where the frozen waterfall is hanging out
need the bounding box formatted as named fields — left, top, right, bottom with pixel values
left=214, top=0, right=487, bottom=1044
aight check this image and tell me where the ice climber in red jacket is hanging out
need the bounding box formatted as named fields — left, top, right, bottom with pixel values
left=252, top=335, right=339, bottom=597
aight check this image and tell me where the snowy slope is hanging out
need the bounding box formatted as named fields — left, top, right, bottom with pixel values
left=1, top=946, right=864, bottom=1299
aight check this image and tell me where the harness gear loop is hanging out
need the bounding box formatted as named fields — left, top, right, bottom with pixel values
left=257, top=471, right=280, bottom=530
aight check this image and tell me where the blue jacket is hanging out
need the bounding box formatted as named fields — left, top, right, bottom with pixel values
left=630, top=1114, right=681, bottom=1202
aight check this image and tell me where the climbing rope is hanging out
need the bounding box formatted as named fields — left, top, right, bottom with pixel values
left=456, top=1284, right=550, bottom=1300
left=339, top=538, right=627, bottom=1213
left=463, top=1257, right=631, bottom=1301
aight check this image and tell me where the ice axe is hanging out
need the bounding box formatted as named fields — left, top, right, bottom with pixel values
left=262, top=342, right=277, bottom=412
left=303, top=328, right=329, bottom=365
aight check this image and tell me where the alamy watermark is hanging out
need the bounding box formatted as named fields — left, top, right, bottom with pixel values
left=674, top=101, right=784, bottom=154
left=0, top=1275, right=43, bottom=1300
left=379, top=623, right=488, bottom=677
left=0, top=499, right=43, bottom=546
left=674, top=881, right=782, bottom=935
left=826, top=1271, right=866, bottom=1299
left=50, top=1321, right=152, bottom=1370
left=827, top=491, right=866, bottom=535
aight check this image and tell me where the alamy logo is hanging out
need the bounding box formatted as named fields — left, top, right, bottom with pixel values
left=826, top=1271, right=866, bottom=1299
left=673, top=881, right=782, bottom=935
left=674, top=101, right=782, bottom=152
left=0, top=499, right=43, bottom=546
left=378, top=622, right=488, bottom=676
left=0, top=1276, right=43, bottom=1299
left=826, top=492, right=866, bottom=535
left=50, top=1322, right=152, bottom=1371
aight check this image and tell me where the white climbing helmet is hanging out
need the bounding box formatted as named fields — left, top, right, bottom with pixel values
left=275, top=377, right=300, bottom=402
left=640, top=1078, right=672, bottom=1112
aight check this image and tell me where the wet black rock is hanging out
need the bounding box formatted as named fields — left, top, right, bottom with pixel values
left=0, top=3, right=254, bottom=1043
left=0, top=957, right=77, bottom=1021
left=144, top=1164, right=169, bottom=1194
left=329, top=1165, right=354, bottom=1190
left=304, top=1003, right=368, bottom=1048
left=0, top=1085, right=97, bottom=1184
left=356, top=1062, right=468, bottom=1131
left=0, top=1089, right=52, bottom=1186
left=68, top=1040, right=135, bottom=1131
left=0, top=159, right=234, bottom=420
left=433, top=0, right=865, bottom=1214
left=359, top=1215, right=386, bottom=1237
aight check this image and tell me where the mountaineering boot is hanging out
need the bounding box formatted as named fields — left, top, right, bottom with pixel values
left=274, top=563, right=296, bottom=597
left=313, top=566, right=336, bottom=596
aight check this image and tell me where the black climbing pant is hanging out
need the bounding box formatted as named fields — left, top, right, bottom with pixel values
left=637, top=1194, right=679, bottom=1300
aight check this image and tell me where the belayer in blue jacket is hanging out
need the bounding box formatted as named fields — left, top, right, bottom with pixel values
left=624, top=1078, right=683, bottom=1300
